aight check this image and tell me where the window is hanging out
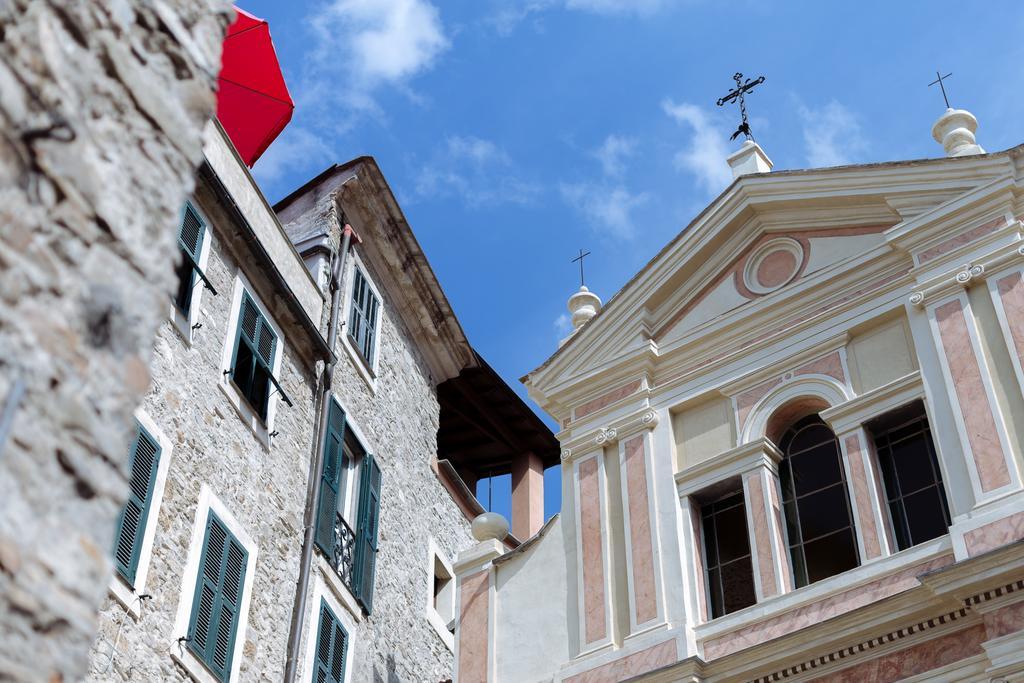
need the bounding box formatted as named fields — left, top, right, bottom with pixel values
left=314, top=399, right=382, bottom=614
left=348, top=267, right=380, bottom=366
left=426, top=540, right=456, bottom=648
left=867, top=401, right=950, bottom=551
left=314, top=600, right=348, bottom=683
left=174, top=202, right=214, bottom=317
left=230, top=292, right=279, bottom=421
left=187, top=512, right=248, bottom=683
left=779, top=415, right=860, bottom=588
left=700, top=490, right=756, bottom=618
left=112, top=422, right=162, bottom=585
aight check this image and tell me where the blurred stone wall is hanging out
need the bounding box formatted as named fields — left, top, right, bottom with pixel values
left=0, top=2, right=230, bottom=680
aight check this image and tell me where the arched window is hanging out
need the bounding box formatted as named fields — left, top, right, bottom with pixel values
left=778, top=415, right=860, bottom=588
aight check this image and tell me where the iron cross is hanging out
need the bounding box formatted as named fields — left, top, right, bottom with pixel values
left=571, top=248, right=591, bottom=287
left=716, top=72, right=766, bottom=142
left=929, top=70, right=953, bottom=109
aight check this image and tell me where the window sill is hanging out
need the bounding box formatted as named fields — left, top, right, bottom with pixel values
left=217, top=380, right=272, bottom=450
left=695, top=534, right=953, bottom=642
left=340, top=330, right=377, bottom=395
left=170, top=642, right=224, bottom=683
left=169, top=304, right=195, bottom=347
left=108, top=573, right=144, bottom=620
left=316, top=552, right=364, bottom=623
left=426, top=608, right=455, bottom=652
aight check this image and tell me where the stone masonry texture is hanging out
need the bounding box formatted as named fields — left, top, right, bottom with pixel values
left=85, top=181, right=320, bottom=681
left=0, top=2, right=230, bottom=681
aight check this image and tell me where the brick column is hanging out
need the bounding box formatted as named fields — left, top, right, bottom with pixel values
left=454, top=536, right=504, bottom=683
left=511, top=451, right=544, bottom=540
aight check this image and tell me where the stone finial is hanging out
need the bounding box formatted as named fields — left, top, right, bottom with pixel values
left=727, top=139, right=773, bottom=178
left=471, top=512, right=509, bottom=542
left=932, top=108, right=985, bottom=157
left=568, top=286, right=601, bottom=330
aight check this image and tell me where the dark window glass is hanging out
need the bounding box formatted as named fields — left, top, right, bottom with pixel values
left=779, top=415, right=860, bottom=588
left=868, top=401, right=950, bottom=550
left=701, top=491, right=756, bottom=618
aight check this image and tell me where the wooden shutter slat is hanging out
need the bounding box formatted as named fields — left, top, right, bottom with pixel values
left=315, top=601, right=347, bottom=683
left=315, top=402, right=346, bottom=556
left=112, top=424, right=161, bottom=584
left=353, top=453, right=382, bottom=613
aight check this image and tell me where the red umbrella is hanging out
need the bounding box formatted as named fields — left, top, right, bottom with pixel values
left=216, top=7, right=294, bottom=167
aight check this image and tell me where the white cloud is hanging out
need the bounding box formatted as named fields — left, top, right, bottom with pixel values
left=554, top=312, right=573, bottom=338
left=594, top=135, right=637, bottom=177
left=413, top=135, right=541, bottom=207
left=662, top=100, right=733, bottom=195
left=252, top=126, right=334, bottom=186
left=486, top=0, right=682, bottom=33
left=561, top=182, right=650, bottom=239
left=798, top=100, right=867, bottom=167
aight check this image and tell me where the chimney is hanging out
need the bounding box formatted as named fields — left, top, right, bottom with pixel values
left=727, top=139, right=773, bottom=178
left=560, top=286, right=601, bottom=347
left=932, top=108, right=985, bottom=157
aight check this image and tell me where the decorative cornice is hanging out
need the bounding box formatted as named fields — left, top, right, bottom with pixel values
left=909, top=241, right=1024, bottom=308
left=820, top=371, right=924, bottom=435
left=560, top=409, right=660, bottom=463
left=676, top=438, right=782, bottom=498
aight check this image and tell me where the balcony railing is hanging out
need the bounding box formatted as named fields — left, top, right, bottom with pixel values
left=330, top=512, right=357, bottom=593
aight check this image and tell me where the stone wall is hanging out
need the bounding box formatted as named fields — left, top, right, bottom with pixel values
left=296, top=228, right=475, bottom=683
left=85, top=178, right=319, bottom=680
left=0, top=2, right=229, bottom=681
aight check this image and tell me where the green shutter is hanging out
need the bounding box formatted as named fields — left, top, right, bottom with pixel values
left=112, top=423, right=161, bottom=585
left=348, top=269, right=379, bottom=365
left=315, top=400, right=347, bottom=556
left=352, top=453, right=381, bottom=613
left=314, top=599, right=348, bottom=683
left=230, top=292, right=278, bottom=419
left=179, top=202, right=207, bottom=262
left=175, top=202, right=207, bottom=316
left=188, top=512, right=248, bottom=682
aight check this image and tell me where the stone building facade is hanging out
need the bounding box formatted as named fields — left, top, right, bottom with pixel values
left=454, top=110, right=1024, bottom=682
left=80, top=119, right=545, bottom=682
left=0, top=2, right=230, bottom=681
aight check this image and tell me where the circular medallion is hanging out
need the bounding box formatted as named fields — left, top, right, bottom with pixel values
left=743, top=237, right=804, bottom=295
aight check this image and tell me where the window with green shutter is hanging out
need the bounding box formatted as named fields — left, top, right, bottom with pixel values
left=347, top=268, right=380, bottom=366
left=351, top=453, right=381, bottom=614
left=112, top=422, right=161, bottom=585
left=313, top=599, right=348, bottom=683
left=230, top=292, right=279, bottom=421
left=315, top=401, right=347, bottom=557
left=174, top=202, right=216, bottom=316
left=187, top=512, right=248, bottom=683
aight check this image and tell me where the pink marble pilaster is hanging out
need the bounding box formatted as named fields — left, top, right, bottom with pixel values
left=934, top=298, right=1012, bottom=493
left=578, top=456, right=607, bottom=645
left=623, top=435, right=658, bottom=626
left=997, top=271, right=1024, bottom=376
left=843, top=433, right=884, bottom=560
left=457, top=570, right=490, bottom=683
left=743, top=467, right=790, bottom=600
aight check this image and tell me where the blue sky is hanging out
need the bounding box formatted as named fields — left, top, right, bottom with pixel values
left=241, top=0, right=1024, bottom=522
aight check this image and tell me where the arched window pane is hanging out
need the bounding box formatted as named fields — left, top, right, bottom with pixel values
left=779, top=415, right=860, bottom=588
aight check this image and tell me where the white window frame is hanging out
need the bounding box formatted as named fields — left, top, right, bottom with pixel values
left=425, top=538, right=456, bottom=651
left=301, top=575, right=356, bottom=683
left=108, top=407, right=173, bottom=618
left=331, top=397, right=375, bottom=529
left=218, top=273, right=285, bottom=447
left=341, top=252, right=382, bottom=391
left=170, top=199, right=214, bottom=346
left=170, top=485, right=258, bottom=683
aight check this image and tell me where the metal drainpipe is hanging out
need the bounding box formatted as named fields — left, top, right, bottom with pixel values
left=284, top=223, right=355, bottom=683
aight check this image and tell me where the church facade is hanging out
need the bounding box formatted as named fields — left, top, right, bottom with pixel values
left=453, top=110, right=1024, bottom=682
